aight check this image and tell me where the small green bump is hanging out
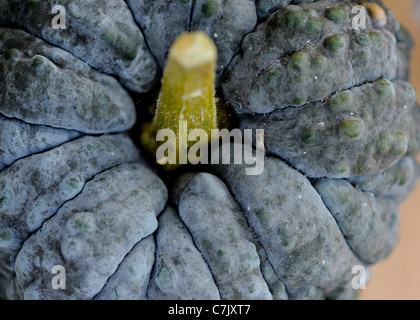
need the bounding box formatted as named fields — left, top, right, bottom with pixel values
left=266, top=71, right=278, bottom=83
left=369, top=31, right=384, bottom=43
left=32, top=56, right=44, bottom=68
left=376, top=79, right=393, bottom=97
left=338, top=192, right=350, bottom=205
left=325, top=7, right=347, bottom=23
left=101, top=31, right=138, bottom=61
left=248, top=284, right=256, bottom=294
left=311, top=55, right=328, bottom=69
left=67, top=178, right=80, bottom=190
left=289, top=51, right=309, bottom=71
left=330, top=91, right=352, bottom=111
left=101, top=30, right=116, bottom=45
left=376, top=80, right=394, bottom=105
left=285, top=10, right=308, bottom=29
left=390, top=132, right=408, bottom=156
left=217, top=250, right=225, bottom=257
left=201, top=0, right=219, bottom=18
left=353, top=49, right=370, bottom=66
left=324, top=35, right=346, bottom=53
left=4, top=48, right=18, bottom=60
left=72, top=218, right=90, bottom=231
left=301, top=128, right=318, bottom=144
left=277, top=226, right=291, bottom=247
left=341, top=119, right=364, bottom=139
left=356, top=33, right=370, bottom=46
left=366, top=142, right=376, bottom=154
left=156, top=265, right=172, bottom=283
left=292, top=93, right=306, bottom=105
left=289, top=52, right=309, bottom=84
left=306, top=18, right=325, bottom=33
left=398, top=170, right=409, bottom=186
left=255, top=209, right=269, bottom=226
left=333, top=163, right=348, bottom=175
left=0, top=229, right=11, bottom=242
left=115, top=35, right=138, bottom=61
left=377, top=134, right=394, bottom=154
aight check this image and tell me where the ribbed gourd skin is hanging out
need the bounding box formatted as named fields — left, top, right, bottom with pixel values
left=0, top=0, right=419, bottom=300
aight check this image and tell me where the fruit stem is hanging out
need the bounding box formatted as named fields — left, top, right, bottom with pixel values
left=141, top=31, right=218, bottom=169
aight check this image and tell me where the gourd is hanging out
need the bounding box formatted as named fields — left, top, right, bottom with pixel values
left=0, top=0, right=418, bottom=300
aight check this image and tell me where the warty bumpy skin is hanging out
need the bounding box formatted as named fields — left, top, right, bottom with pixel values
left=0, top=29, right=137, bottom=134
left=0, top=0, right=159, bottom=92
left=221, top=1, right=411, bottom=113
left=0, top=0, right=419, bottom=300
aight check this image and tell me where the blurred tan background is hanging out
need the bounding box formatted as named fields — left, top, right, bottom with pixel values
left=360, top=0, right=420, bottom=300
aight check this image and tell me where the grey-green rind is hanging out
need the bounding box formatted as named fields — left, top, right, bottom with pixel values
left=348, top=157, right=420, bottom=203
left=0, top=0, right=158, bottom=92
left=147, top=207, right=221, bottom=300
left=314, top=178, right=400, bottom=264
left=0, top=114, right=81, bottom=171
left=13, top=163, right=168, bottom=300
left=222, top=1, right=408, bottom=113
left=211, top=144, right=362, bottom=299
left=242, top=80, right=419, bottom=178
left=0, top=29, right=137, bottom=134
left=176, top=173, right=274, bottom=300
left=127, top=0, right=257, bottom=80
left=0, top=134, right=142, bottom=298
left=94, top=235, right=156, bottom=300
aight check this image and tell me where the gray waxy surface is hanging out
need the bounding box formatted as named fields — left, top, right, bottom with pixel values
left=242, top=80, right=419, bottom=178
left=212, top=145, right=361, bottom=299
left=0, top=0, right=158, bottom=92
left=127, top=0, right=257, bottom=80
left=177, top=173, right=273, bottom=300
left=95, top=235, right=156, bottom=300
left=13, top=163, right=168, bottom=299
left=190, top=0, right=257, bottom=77
left=0, top=115, right=81, bottom=171
left=0, top=134, right=141, bottom=298
left=0, top=0, right=417, bottom=301
left=222, top=2, right=404, bottom=113
left=127, top=0, right=193, bottom=70
left=315, top=178, right=400, bottom=264
left=348, top=157, right=419, bottom=203
left=0, top=29, right=137, bottom=134
left=148, top=207, right=221, bottom=300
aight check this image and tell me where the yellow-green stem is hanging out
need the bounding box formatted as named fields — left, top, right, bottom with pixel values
left=141, top=31, right=218, bottom=170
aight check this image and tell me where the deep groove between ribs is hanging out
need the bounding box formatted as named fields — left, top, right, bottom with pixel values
left=123, top=0, right=162, bottom=72
left=9, top=161, right=141, bottom=299
left=209, top=172, right=292, bottom=300
left=176, top=208, right=224, bottom=299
